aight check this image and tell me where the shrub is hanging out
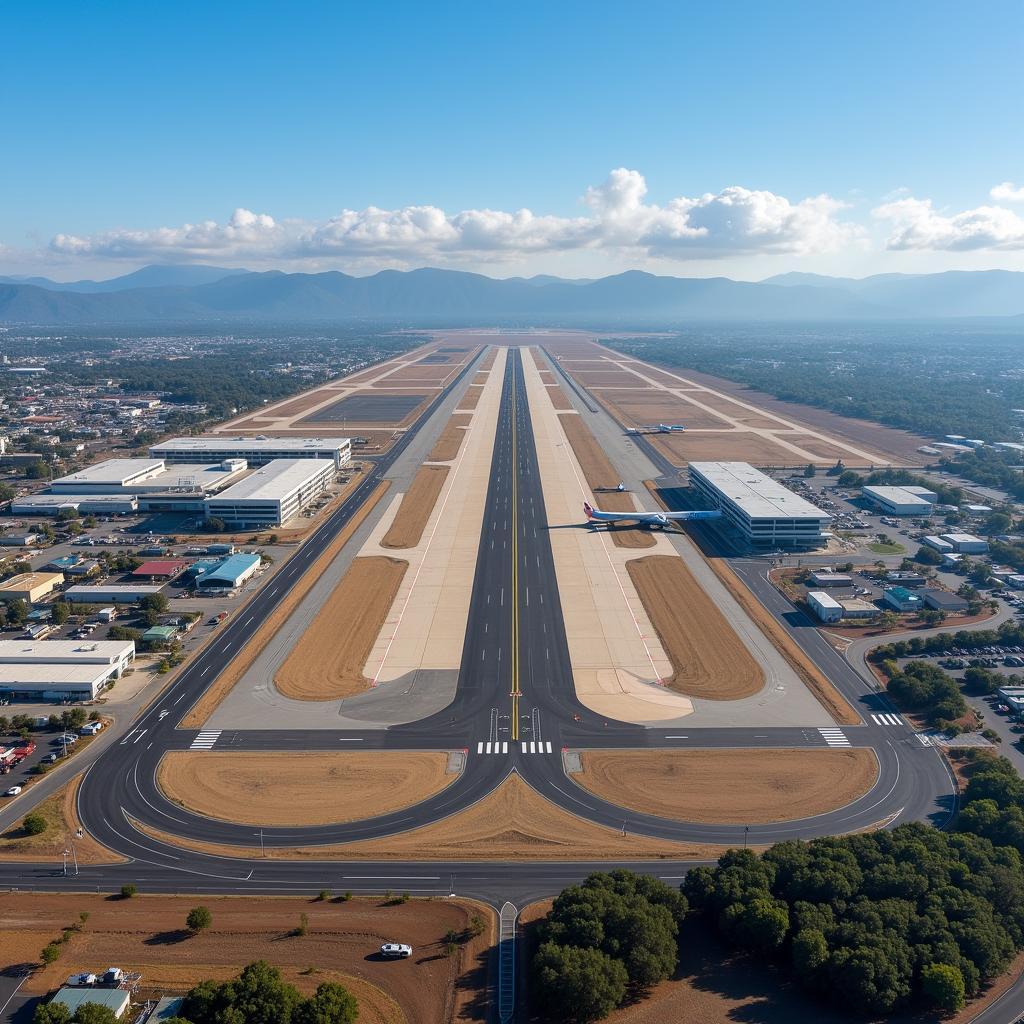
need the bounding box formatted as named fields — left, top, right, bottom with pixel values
left=40, top=942, right=62, bottom=964
left=186, top=905, right=212, bottom=933
left=120, top=884, right=136, bottom=899
left=22, top=812, right=47, bottom=836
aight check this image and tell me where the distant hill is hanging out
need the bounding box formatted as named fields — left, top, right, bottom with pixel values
left=2, top=265, right=1024, bottom=324
left=0, top=264, right=247, bottom=293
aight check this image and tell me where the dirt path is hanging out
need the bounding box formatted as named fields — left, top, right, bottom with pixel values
left=627, top=555, right=764, bottom=699
left=428, top=413, right=472, bottom=461
left=574, top=748, right=878, bottom=823
left=382, top=466, right=449, bottom=548
left=157, top=751, right=456, bottom=826
left=275, top=556, right=408, bottom=700
left=181, top=481, right=391, bottom=727
left=5, top=892, right=491, bottom=1024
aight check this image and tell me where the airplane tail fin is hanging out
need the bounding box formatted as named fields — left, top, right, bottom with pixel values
left=583, top=501, right=594, bottom=519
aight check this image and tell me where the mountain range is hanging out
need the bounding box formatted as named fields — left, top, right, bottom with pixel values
left=2, top=265, right=1024, bottom=324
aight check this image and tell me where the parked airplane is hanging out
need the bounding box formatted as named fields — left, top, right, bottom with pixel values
left=584, top=501, right=722, bottom=528
left=626, top=423, right=687, bottom=434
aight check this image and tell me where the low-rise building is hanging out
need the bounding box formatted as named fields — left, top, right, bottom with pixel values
left=64, top=584, right=164, bottom=604
left=131, top=559, right=189, bottom=581
left=203, top=458, right=334, bottom=528
left=194, top=552, right=262, bottom=590
left=0, top=639, right=135, bottom=700
left=807, top=591, right=843, bottom=622
left=838, top=598, right=877, bottom=619
left=921, top=589, right=969, bottom=613
left=940, top=533, right=989, bottom=554
left=0, top=571, right=63, bottom=603
left=882, top=586, right=923, bottom=612
left=861, top=485, right=934, bottom=516
left=142, top=625, right=178, bottom=646
left=10, top=494, right=139, bottom=515
left=997, top=686, right=1024, bottom=715
left=923, top=535, right=955, bottom=553
left=151, top=435, right=351, bottom=468
left=50, top=458, right=165, bottom=492
left=0, top=533, right=38, bottom=547
left=886, top=571, right=927, bottom=588
left=808, top=571, right=854, bottom=588
left=49, top=988, right=130, bottom=1020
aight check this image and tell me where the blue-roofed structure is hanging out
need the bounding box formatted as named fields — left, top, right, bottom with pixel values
left=195, top=552, right=262, bottom=590
left=44, top=555, right=80, bottom=572
left=182, top=559, right=223, bottom=580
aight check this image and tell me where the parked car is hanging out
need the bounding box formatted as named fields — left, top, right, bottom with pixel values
left=380, top=943, right=412, bottom=959
left=4, top=786, right=21, bottom=796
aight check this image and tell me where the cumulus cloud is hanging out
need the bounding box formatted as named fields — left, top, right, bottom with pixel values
left=873, top=195, right=1024, bottom=251
left=991, top=181, right=1024, bottom=203
left=48, top=170, right=861, bottom=267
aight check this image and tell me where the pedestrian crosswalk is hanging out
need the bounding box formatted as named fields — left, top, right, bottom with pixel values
left=871, top=713, right=904, bottom=726
left=475, top=740, right=554, bottom=755
left=818, top=727, right=850, bottom=747
left=190, top=730, right=221, bottom=750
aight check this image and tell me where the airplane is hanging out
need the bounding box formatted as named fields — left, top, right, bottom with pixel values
left=625, top=423, right=687, bottom=434
left=583, top=501, right=722, bottom=528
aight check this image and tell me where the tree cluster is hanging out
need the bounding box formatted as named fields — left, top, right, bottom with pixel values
left=531, top=870, right=687, bottom=1022
left=885, top=661, right=968, bottom=726
left=684, top=824, right=1024, bottom=1016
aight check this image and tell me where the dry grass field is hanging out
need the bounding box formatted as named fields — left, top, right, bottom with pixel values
left=382, top=466, right=449, bottom=548
left=557, top=414, right=655, bottom=549
left=0, top=776, right=123, bottom=863
left=158, top=751, right=455, bottom=825
left=428, top=412, right=472, bottom=461
left=134, top=774, right=745, bottom=862
left=275, top=556, right=407, bottom=701
left=8, top=893, right=491, bottom=1024
left=181, top=481, right=390, bottom=727
left=457, top=385, right=483, bottom=409
left=651, top=430, right=804, bottom=466
left=598, top=389, right=730, bottom=428
left=626, top=555, right=764, bottom=699
left=546, top=385, right=575, bottom=410
left=575, top=749, right=878, bottom=824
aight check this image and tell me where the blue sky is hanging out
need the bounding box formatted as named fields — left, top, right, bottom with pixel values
left=4, top=0, right=1024, bottom=280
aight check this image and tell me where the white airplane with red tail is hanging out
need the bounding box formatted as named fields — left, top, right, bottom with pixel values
left=583, top=501, right=721, bottom=528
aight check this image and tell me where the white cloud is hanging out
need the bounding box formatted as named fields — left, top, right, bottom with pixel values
left=47, top=170, right=861, bottom=267
left=991, top=181, right=1024, bottom=203
left=873, top=195, right=1024, bottom=251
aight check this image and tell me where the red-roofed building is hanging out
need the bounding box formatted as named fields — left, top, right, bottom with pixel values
left=131, top=559, right=188, bottom=580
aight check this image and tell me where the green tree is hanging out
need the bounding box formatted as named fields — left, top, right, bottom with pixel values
left=32, top=1004, right=71, bottom=1024
left=532, top=943, right=628, bottom=1023
left=72, top=1005, right=119, bottom=1024
left=722, top=896, right=790, bottom=950
left=141, top=592, right=170, bottom=615
left=40, top=942, right=62, bottom=964
left=120, top=884, right=136, bottom=899
left=183, top=961, right=300, bottom=1024
left=186, top=905, right=212, bottom=934
left=51, top=602, right=70, bottom=626
left=22, top=812, right=47, bottom=836
left=5, top=599, right=28, bottom=627
left=293, top=982, right=359, bottom=1024
left=921, top=962, right=966, bottom=1012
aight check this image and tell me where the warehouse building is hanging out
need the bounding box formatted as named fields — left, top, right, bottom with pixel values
left=0, top=571, right=63, bottom=604
left=203, top=459, right=334, bottom=527
left=882, top=586, right=923, bottom=612
left=194, top=552, right=262, bottom=590
left=131, top=559, right=189, bottom=580
left=839, top=597, right=877, bottom=619
left=861, top=485, right=935, bottom=516
left=11, top=493, right=139, bottom=515
left=50, top=459, right=166, bottom=493
left=807, top=591, right=843, bottom=622
left=64, top=584, right=164, bottom=604
left=49, top=988, right=129, bottom=1020
left=150, top=436, right=351, bottom=468
left=941, top=533, right=989, bottom=554
left=924, top=535, right=955, bottom=553
left=922, top=589, right=969, bottom=613
left=0, top=639, right=135, bottom=700
left=687, top=462, right=831, bottom=549
left=808, top=571, right=854, bottom=588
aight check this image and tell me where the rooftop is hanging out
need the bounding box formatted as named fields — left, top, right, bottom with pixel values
left=807, top=590, right=842, bottom=608
left=206, top=459, right=332, bottom=502
left=0, top=640, right=134, bottom=662
left=196, top=552, right=261, bottom=585
left=132, top=559, right=189, bottom=577
left=862, top=485, right=935, bottom=505
left=0, top=571, right=63, bottom=592
left=152, top=436, right=348, bottom=452
left=52, top=458, right=164, bottom=487
left=689, top=462, right=829, bottom=520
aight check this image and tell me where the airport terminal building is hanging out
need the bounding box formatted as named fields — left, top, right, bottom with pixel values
left=688, top=461, right=831, bottom=550
left=203, top=458, right=334, bottom=527
left=150, top=436, right=351, bottom=468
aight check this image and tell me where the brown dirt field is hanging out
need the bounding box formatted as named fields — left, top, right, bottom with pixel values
left=456, top=385, right=482, bottom=410
left=575, top=749, right=878, bottom=824
left=537, top=369, right=556, bottom=383
left=261, top=389, right=347, bottom=418
left=382, top=466, right=449, bottom=548
left=275, top=556, right=408, bottom=701
left=663, top=366, right=928, bottom=464
left=556, top=414, right=655, bottom=550
left=597, top=389, right=731, bottom=428
left=135, top=774, right=745, bottom=861
left=479, top=348, right=497, bottom=369
left=573, top=370, right=647, bottom=387
left=651, top=431, right=807, bottom=467
left=784, top=432, right=877, bottom=466
left=158, top=751, right=455, bottom=826
left=473, top=372, right=489, bottom=385
left=378, top=365, right=459, bottom=385
left=428, top=413, right=472, bottom=462
left=180, top=481, right=390, bottom=727
left=626, top=556, right=764, bottom=699
left=623, top=363, right=691, bottom=387
left=546, top=385, right=575, bottom=410
left=0, top=775, right=124, bottom=864
left=7, top=893, right=492, bottom=1024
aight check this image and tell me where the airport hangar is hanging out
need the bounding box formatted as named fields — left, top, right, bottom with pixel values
left=0, top=639, right=135, bottom=700
left=687, top=461, right=832, bottom=550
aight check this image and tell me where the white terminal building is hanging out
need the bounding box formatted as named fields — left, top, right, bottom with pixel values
left=150, top=436, right=351, bottom=468
left=0, top=639, right=135, bottom=700
left=688, top=461, right=831, bottom=549
left=861, top=485, right=937, bottom=516
left=203, top=458, right=334, bottom=527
